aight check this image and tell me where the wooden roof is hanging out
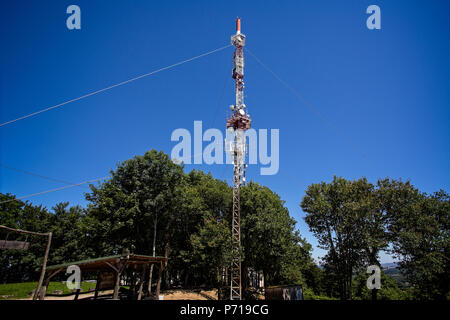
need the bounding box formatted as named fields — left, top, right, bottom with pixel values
left=45, top=254, right=168, bottom=272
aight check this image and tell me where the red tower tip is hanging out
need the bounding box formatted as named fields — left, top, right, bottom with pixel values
left=236, top=18, right=241, bottom=33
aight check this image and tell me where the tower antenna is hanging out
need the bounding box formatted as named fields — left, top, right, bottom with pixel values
left=226, top=17, right=251, bottom=301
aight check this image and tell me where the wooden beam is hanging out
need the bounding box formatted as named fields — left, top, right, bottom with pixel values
left=103, top=261, right=119, bottom=273
left=47, top=267, right=64, bottom=281
left=0, top=224, right=49, bottom=236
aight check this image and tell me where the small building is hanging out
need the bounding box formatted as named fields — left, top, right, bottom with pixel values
left=265, top=285, right=304, bottom=300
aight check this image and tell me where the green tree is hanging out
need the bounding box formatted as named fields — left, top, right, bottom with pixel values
left=302, top=176, right=449, bottom=300
left=388, top=188, right=449, bottom=300
left=190, top=213, right=232, bottom=286
left=47, top=202, right=93, bottom=266
left=0, top=194, right=51, bottom=283
left=169, top=170, right=232, bottom=287
left=301, top=261, right=324, bottom=295
left=241, top=182, right=313, bottom=286
left=85, top=150, right=185, bottom=293
left=301, top=176, right=368, bottom=299
left=85, top=150, right=185, bottom=256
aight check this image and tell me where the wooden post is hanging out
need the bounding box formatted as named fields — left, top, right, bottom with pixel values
left=112, top=267, right=121, bottom=300
left=148, top=214, right=158, bottom=295
left=112, top=259, right=128, bottom=300
left=39, top=278, right=50, bottom=300
left=155, top=262, right=163, bottom=298
left=74, top=288, right=81, bottom=300
left=137, top=265, right=147, bottom=300
left=94, top=272, right=100, bottom=300
left=34, top=232, right=52, bottom=300
left=147, top=264, right=154, bottom=295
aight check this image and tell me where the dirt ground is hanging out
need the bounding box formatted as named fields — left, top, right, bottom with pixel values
left=21, top=289, right=218, bottom=300
left=162, top=289, right=218, bottom=300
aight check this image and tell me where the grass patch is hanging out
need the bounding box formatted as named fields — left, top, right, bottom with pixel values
left=303, top=287, right=339, bottom=300
left=0, top=281, right=97, bottom=300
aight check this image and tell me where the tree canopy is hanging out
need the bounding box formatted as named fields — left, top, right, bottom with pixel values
left=1, top=152, right=447, bottom=300
left=301, top=176, right=449, bottom=300
left=1, top=149, right=315, bottom=293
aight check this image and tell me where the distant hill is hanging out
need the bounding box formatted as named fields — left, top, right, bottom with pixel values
left=382, top=264, right=410, bottom=288
left=381, top=262, right=398, bottom=269
left=317, top=262, right=409, bottom=288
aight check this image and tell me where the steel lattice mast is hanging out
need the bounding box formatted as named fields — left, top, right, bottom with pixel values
left=226, top=17, right=251, bottom=301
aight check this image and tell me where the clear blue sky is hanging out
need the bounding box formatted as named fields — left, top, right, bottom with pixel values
left=1, top=1, right=449, bottom=263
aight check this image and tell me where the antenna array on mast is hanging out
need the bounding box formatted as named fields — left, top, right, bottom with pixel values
left=226, top=17, right=251, bottom=301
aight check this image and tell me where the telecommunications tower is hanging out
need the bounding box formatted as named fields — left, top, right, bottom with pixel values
left=226, top=17, right=251, bottom=300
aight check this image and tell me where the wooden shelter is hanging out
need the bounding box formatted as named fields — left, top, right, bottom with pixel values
left=38, top=254, right=168, bottom=300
